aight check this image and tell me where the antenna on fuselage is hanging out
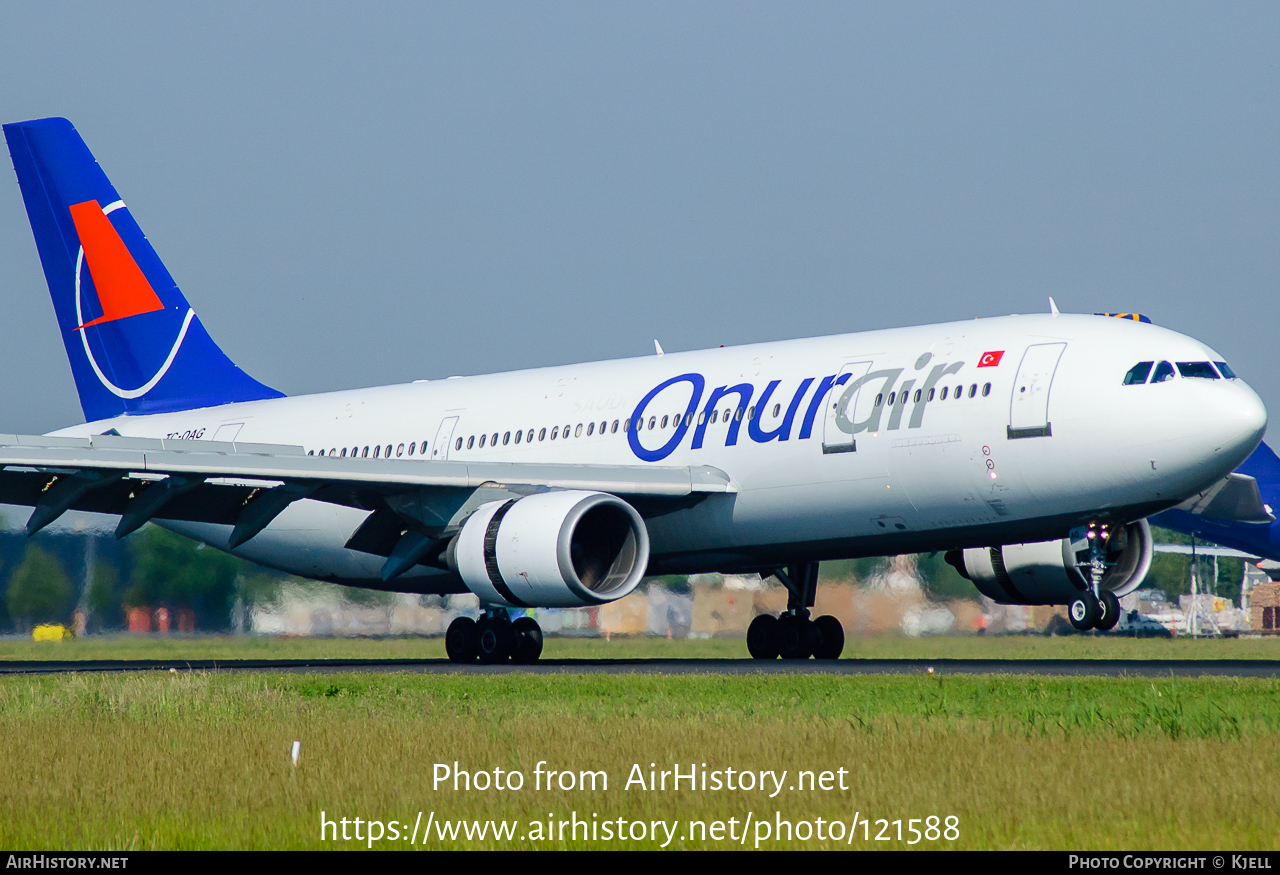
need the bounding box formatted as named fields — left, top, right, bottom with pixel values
left=1049, top=297, right=1060, bottom=316
left=654, top=339, right=665, bottom=356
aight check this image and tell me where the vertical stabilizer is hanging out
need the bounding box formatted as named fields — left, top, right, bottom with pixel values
left=4, top=117, right=283, bottom=421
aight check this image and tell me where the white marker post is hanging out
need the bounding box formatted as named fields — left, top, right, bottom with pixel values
left=291, top=740, right=301, bottom=767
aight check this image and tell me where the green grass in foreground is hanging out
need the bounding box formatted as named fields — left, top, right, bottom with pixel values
left=1, top=671, right=1278, bottom=850
left=1, top=632, right=1279, bottom=662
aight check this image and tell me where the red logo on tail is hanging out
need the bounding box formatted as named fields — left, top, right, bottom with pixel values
left=978, top=350, right=1004, bottom=367
left=68, top=200, right=164, bottom=330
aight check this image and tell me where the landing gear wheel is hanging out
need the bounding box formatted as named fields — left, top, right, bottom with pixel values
left=812, top=615, right=845, bottom=660
left=777, top=613, right=814, bottom=659
left=510, top=616, right=544, bottom=664
left=747, top=614, right=781, bottom=660
left=476, top=616, right=514, bottom=663
left=445, top=616, right=478, bottom=663
left=1068, top=593, right=1101, bottom=631
left=1094, top=590, right=1121, bottom=632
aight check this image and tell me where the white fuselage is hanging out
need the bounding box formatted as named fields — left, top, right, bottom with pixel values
left=52, top=313, right=1267, bottom=591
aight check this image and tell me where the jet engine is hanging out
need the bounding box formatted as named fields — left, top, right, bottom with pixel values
left=949, top=519, right=1153, bottom=605
left=447, top=490, right=650, bottom=608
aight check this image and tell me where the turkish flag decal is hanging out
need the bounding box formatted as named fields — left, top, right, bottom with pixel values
left=978, top=350, right=1004, bottom=368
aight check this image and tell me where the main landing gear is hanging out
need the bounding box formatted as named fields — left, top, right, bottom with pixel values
left=746, top=562, right=845, bottom=660
left=1068, top=523, right=1121, bottom=632
left=446, top=610, right=544, bottom=664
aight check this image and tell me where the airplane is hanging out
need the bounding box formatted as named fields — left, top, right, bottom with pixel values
left=0, top=117, right=1269, bottom=662
left=1151, top=439, right=1280, bottom=559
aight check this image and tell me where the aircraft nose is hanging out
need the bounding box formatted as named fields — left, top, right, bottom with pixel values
left=1211, top=381, right=1267, bottom=467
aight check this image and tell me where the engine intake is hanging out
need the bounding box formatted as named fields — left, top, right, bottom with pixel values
left=951, top=519, right=1153, bottom=605
left=448, top=490, right=650, bottom=608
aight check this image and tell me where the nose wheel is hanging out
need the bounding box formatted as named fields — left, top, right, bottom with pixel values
left=445, top=611, right=544, bottom=663
left=1068, top=523, right=1123, bottom=632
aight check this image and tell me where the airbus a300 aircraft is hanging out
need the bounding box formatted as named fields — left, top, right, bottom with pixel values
left=1, top=118, right=1269, bottom=662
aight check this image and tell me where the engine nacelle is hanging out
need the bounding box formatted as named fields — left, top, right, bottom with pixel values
left=448, top=490, right=650, bottom=608
left=955, top=519, right=1153, bottom=605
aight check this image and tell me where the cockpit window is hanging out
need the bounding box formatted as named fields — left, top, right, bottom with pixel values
left=1150, top=361, right=1176, bottom=383
left=1123, top=362, right=1154, bottom=385
left=1176, top=362, right=1219, bottom=380
left=1214, top=361, right=1237, bottom=379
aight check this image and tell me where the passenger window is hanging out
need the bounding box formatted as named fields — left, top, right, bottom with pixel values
left=330, top=448, right=337, bottom=456
left=397, top=443, right=404, bottom=457
left=735, top=408, right=744, bottom=421
left=373, top=446, right=380, bottom=458
left=308, top=450, right=314, bottom=456
left=940, top=387, right=948, bottom=400
left=1123, top=362, right=1154, bottom=385
left=1176, top=362, right=1219, bottom=380
left=982, top=383, right=991, bottom=397
left=455, top=437, right=462, bottom=451
left=587, top=422, right=595, bottom=436
left=498, top=432, right=506, bottom=446
left=710, top=410, right=719, bottom=424
left=875, top=394, right=883, bottom=407
left=527, top=429, right=534, bottom=443
left=514, top=430, right=521, bottom=444
left=575, top=424, right=583, bottom=437
left=479, top=435, right=486, bottom=448
left=1151, top=361, right=1176, bottom=383
left=612, top=420, right=619, bottom=433
left=928, top=388, right=935, bottom=401
left=388, top=445, right=394, bottom=458
left=551, top=427, right=558, bottom=440
left=421, top=440, right=429, bottom=455
left=340, top=448, right=347, bottom=457
left=888, top=392, right=896, bottom=405
left=407, top=442, right=414, bottom=456
left=772, top=403, right=781, bottom=418
left=747, top=406, right=756, bottom=421
left=467, top=436, right=475, bottom=449
left=539, top=428, right=546, bottom=441
left=968, top=384, right=977, bottom=398
left=564, top=424, right=570, bottom=436
left=648, top=416, right=656, bottom=430
left=363, top=446, right=370, bottom=457
left=913, top=390, right=921, bottom=404
left=659, top=416, right=668, bottom=429
left=1215, top=361, right=1237, bottom=379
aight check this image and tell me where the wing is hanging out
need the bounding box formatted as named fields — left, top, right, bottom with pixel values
left=0, top=434, right=735, bottom=567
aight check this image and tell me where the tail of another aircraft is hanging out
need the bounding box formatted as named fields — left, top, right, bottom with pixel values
left=3, top=117, right=282, bottom=422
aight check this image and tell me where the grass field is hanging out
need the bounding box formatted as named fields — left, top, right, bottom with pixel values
left=2, top=632, right=1280, bottom=662
left=1, top=669, right=1278, bottom=850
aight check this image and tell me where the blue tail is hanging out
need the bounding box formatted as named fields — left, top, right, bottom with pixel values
left=3, top=117, right=283, bottom=422
left=1153, top=440, right=1280, bottom=561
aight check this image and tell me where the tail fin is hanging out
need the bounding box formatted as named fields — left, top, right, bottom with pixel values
left=3, top=117, right=282, bottom=422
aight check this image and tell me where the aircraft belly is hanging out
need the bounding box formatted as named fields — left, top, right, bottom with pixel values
left=161, top=500, right=390, bottom=582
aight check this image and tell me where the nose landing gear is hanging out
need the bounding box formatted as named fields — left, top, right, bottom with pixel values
left=445, top=610, right=545, bottom=664
left=747, top=562, right=845, bottom=660
left=1068, top=523, right=1122, bottom=632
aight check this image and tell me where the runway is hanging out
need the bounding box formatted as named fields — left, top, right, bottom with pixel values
left=2, top=657, right=1280, bottom=677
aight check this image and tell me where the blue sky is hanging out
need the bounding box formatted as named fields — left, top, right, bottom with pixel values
left=1, top=2, right=1277, bottom=432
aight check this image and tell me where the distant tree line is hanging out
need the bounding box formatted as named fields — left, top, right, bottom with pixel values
left=0, top=520, right=1251, bottom=632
